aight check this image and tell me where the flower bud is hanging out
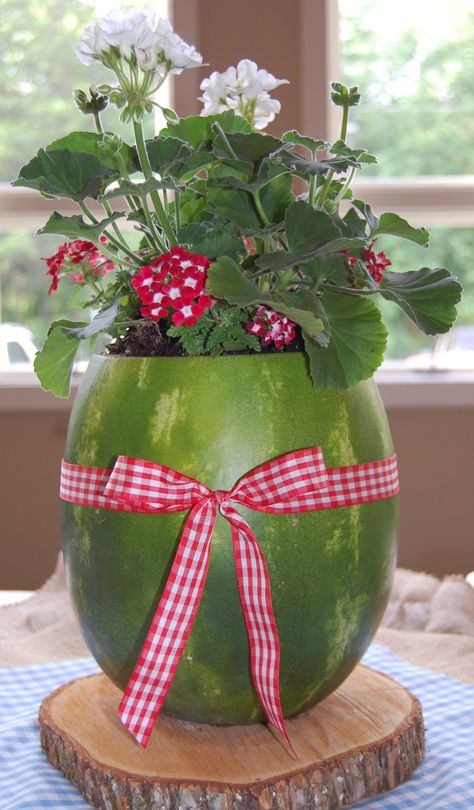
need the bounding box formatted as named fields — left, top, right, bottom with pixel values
left=162, top=107, right=179, bottom=124
left=73, top=85, right=109, bottom=115
left=330, top=82, right=360, bottom=108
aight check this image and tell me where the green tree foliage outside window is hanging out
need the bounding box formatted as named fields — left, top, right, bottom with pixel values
left=340, top=0, right=474, bottom=359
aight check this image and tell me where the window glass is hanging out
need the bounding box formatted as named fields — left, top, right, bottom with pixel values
left=0, top=0, right=168, bottom=183
left=7, top=342, right=30, bottom=364
left=376, top=227, right=473, bottom=366
left=0, top=0, right=169, bottom=369
left=339, top=0, right=474, bottom=176
left=0, top=232, right=73, bottom=345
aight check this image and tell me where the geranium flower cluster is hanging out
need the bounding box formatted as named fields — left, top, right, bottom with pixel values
left=131, top=247, right=214, bottom=327
left=246, top=307, right=296, bottom=350
left=76, top=10, right=202, bottom=80
left=43, top=238, right=114, bottom=294
left=199, top=59, right=288, bottom=130
left=344, top=240, right=391, bottom=285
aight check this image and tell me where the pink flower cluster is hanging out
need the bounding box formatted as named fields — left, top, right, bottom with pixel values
left=246, top=306, right=296, bottom=350
left=43, top=237, right=114, bottom=294
left=131, top=247, right=214, bottom=327
left=343, top=239, right=391, bottom=285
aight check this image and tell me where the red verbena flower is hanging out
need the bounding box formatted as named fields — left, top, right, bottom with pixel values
left=362, top=240, right=391, bottom=284
left=42, top=239, right=114, bottom=294
left=131, top=247, right=214, bottom=326
left=246, top=306, right=296, bottom=350
left=342, top=239, right=391, bottom=285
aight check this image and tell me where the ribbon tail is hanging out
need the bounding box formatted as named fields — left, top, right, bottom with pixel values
left=119, top=497, right=216, bottom=747
left=222, top=504, right=296, bottom=755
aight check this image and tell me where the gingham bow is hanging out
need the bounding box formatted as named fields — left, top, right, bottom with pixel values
left=60, top=447, right=399, bottom=748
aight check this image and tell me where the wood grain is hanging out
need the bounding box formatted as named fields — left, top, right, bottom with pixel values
left=39, top=665, right=424, bottom=809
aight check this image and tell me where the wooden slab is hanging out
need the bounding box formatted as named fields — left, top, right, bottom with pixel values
left=39, top=665, right=424, bottom=809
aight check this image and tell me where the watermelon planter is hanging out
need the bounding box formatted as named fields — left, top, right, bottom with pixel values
left=62, top=352, right=398, bottom=725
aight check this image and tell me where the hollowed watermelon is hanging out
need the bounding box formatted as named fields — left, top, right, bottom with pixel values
left=62, top=352, right=397, bottom=725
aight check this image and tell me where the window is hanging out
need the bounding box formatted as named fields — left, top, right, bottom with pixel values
left=7, top=343, right=30, bottom=364
left=0, top=0, right=169, bottom=356
left=339, top=0, right=474, bottom=368
left=1, top=0, right=473, bottom=404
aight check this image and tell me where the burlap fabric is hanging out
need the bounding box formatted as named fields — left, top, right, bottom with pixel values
left=0, top=557, right=473, bottom=684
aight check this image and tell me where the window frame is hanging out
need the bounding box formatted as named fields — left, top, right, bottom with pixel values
left=0, top=0, right=473, bottom=408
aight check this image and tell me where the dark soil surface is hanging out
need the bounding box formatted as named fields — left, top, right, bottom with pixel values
left=106, top=320, right=305, bottom=358
left=107, top=321, right=185, bottom=357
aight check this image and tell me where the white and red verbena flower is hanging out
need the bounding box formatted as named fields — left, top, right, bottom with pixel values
left=247, top=306, right=296, bottom=350
left=132, top=247, right=214, bottom=327
left=43, top=238, right=114, bottom=294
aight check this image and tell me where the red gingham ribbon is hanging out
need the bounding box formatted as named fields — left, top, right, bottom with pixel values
left=60, top=448, right=399, bottom=748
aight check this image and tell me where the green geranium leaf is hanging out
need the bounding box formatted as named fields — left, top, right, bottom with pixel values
left=34, top=319, right=87, bottom=398
left=207, top=256, right=263, bottom=303
left=212, top=131, right=282, bottom=167
left=206, top=257, right=325, bottom=341
left=145, top=136, right=190, bottom=171
left=269, top=289, right=328, bottom=344
left=177, top=186, right=208, bottom=225
left=48, top=131, right=136, bottom=173
left=37, top=211, right=124, bottom=240
left=210, top=158, right=290, bottom=192
left=101, top=178, right=177, bottom=202
left=286, top=201, right=342, bottom=251
left=372, top=213, right=429, bottom=246
left=330, top=139, right=377, bottom=164
left=352, top=200, right=379, bottom=232
left=255, top=237, right=364, bottom=274
left=146, top=136, right=213, bottom=180
left=281, top=131, right=330, bottom=153
left=259, top=172, right=294, bottom=224
left=278, top=149, right=361, bottom=178
left=12, top=148, right=118, bottom=201
left=159, top=111, right=252, bottom=148
left=380, top=268, right=462, bottom=334
left=178, top=221, right=244, bottom=259
left=301, top=253, right=351, bottom=285
left=342, top=207, right=369, bottom=238
left=303, top=290, right=387, bottom=390
left=207, top=186, right=261, bottom=229
left=64, top=302, right=120, bottom=339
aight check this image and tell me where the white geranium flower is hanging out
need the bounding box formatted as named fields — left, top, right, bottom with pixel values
left=76, top=10, right=202, bottom=77
left=235, top=59, right=288, bottom=98
left=99, top=9, right=157, bottom=60
left=253, top=94, right=282, bottom=130
left=199, top=59, right=288, bottom=129
left=155, top=18, right=203, bottom=73
left=76, top=22, right=111, bottom=65
left=199, top=67, right=237, bottom=114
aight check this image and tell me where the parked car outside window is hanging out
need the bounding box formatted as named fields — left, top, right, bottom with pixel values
left=0, top=323, right=37, bottom=372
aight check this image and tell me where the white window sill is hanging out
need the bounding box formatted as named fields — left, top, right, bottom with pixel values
left=1, top=368, right=474, bottom=410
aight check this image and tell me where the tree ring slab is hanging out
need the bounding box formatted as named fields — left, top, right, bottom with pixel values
left=39, top=664, right=424, bottom=809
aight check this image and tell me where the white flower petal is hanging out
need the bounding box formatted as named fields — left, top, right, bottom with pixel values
left=76, top=22, right=110, bottom=65
left=155, top=17, right=203, bottom=71
left=198, top=60, right=288, bottom=128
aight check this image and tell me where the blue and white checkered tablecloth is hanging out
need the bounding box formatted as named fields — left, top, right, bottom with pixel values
left=0, top=645, right=473, bottom=809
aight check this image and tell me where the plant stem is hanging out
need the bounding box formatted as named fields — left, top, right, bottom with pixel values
left=332, top=166, right=356, bottom=206
left=315, top=101, right=351, bottom=210
left=90, top=111, right=142, bottom=252
left=133, top=120, right=176, bottom=246
left=93, top=112, right=103, bottom=134
left=102, top=198, right=134, bottom=253
left=253, top=190, right=270, bottom=227
left=79, top=202, right=139, bottom=265
left=174, top=190, right=181, bottom=233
